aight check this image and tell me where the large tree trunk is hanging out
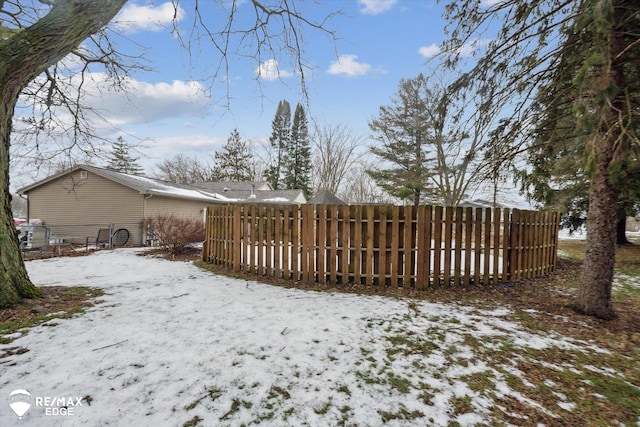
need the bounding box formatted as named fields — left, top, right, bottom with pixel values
left=0, top=0, right=127, bottom=307
left=574, top=0, right=626, bottom=320
left=575, top=141, right=619, bottom=319
left=0, top=110, right=40, bottom=305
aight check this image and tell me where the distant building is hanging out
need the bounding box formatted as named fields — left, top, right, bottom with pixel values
left=308, top=190, right=346, bottom=205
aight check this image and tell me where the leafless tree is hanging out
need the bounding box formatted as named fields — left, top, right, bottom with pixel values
left=311, top=122, right=366, bottom=196
left=153, top=154, right=213, bottom=185
left=340, top=158, right=394, bottom=205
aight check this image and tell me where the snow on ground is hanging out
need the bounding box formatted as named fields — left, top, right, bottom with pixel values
left=0, top=249, right=615, bottom=426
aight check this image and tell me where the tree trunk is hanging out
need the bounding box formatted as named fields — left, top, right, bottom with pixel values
left=575, top=142, right=619, bottom=319
left=0, top=0, right=127, bottom=307
left=0, top=117, right=41, bottom=305
left=574, top=0, right=626, bottom=320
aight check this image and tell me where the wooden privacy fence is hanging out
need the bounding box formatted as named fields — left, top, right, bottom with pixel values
left=203, top=204, right=560, bottom=290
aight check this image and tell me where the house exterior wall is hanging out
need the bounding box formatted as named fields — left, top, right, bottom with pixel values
left=26, top=169, right=145, bottom=245
left=144, top=196, right=208, bottom=221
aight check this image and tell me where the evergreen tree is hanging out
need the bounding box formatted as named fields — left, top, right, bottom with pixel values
left=264, top=100, right=291, bottom=189
left=106, top=136, right=144, bottom=176
left=212, top=129, right=254, bottom=182
left=367, top=74, right=437, bottom=206
left=284, top=103, right=312, bottom=197
left=520, top=10, right=640, bottom=245
left=442, top=0, right=640, bottom=319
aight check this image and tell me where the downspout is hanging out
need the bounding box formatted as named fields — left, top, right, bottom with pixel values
left=19, top=193, right=28, bottom=221
left=143, top=193, right=153, bottom=246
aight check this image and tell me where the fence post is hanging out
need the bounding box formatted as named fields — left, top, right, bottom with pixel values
left=108, top=222, right=114, bottom=248
left=202, top=207, right=210, bottom=262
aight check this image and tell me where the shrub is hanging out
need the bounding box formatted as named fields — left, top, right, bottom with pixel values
left=142, top=214, right=205, bottom=255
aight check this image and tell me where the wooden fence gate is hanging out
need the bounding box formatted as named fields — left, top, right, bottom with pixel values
left=203, top=204, right=560, bottom=289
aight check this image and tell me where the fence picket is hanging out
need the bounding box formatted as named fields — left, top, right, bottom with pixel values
left=340, top=205, right=350, bottom=285
left=416, top=206, right=427, bottom=290
left=390, top=206, right=400, bottom=287
left=483, top=208, right=492, bottom=284
left=463, top=207, right=473, bottom=285
left=292, top=206, right=300, bottom=281
left=379, top=207, right=388, bottom=287
left=433, top=206, right=443, bottom=287
left=454, top=207, right=463, bottom=287
left=318, top=205, right=327, bottom=283
left=403, top=205, right=414, bottom=288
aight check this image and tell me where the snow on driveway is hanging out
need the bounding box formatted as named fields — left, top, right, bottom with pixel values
left=0, top=249, right=610, bottom=426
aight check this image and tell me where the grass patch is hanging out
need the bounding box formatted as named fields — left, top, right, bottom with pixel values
left=267, top=385, right=291, bottom=400
left=182, top=415, right=202, bottom=427
left=313, top=399, right=332, bottom=415
left=378, top=405, right=424, bottom=423
left=0, top=286, right=103, bottom=346
left=387, top=372, right=412, bottom=394
left=184, top=386, right=222, bottom=411
left=219, top=398, right=252, bottom=421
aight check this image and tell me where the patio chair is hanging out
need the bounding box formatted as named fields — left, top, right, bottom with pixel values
left=95, top=228, right=111, bottom=247
left=20, top=227, right=48, bottom=256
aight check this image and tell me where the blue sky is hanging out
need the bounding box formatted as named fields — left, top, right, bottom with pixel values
left=12, top=0, right=493, bottom=190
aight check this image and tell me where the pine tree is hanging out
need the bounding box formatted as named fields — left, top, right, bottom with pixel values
left=441, top=0, right=640, bottom=319
left=212, top=129, right=254, bottom=181
left=106, top=136, right=144, bottom=176
left=284, top=103, right=312, bottom=197
left=264, top=100, right=291, bottom=190
left=367, top=74, right=437, bottom=206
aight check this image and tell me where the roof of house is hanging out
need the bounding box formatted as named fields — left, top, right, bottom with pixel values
left=457, top=198, right=506, bottom=209
left=192, top=181, right=271, bottom=192
left=308, top=190, right=346, bottom=205
left=18, top=165, right=306, bottom=204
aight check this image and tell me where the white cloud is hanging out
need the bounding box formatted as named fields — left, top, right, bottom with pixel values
left=480, top=0, right=504, bottom=7
left=327, top=54, right=372, bottom=77
left=90, top=75, right=210, bottom=127
left=140, top=134, right=225, bottom=162
left=112, top=2, right=184, bottom=33
left=19, top=73, right=210, bottom=130
left=358, top=0, right=398, bottom=15
left=419, top=39, right=491, bottom=59
left=418, top=43, right=441, bottom=59
left=455, top=38, right=491, bottom=57
left=255, top=59, right=294, bottom=81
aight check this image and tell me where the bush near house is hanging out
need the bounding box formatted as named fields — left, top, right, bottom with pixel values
left=142, top=214, right=205, bottom=256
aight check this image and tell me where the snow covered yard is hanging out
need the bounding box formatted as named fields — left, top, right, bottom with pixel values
left=1, top=248, right=639, bottom=426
